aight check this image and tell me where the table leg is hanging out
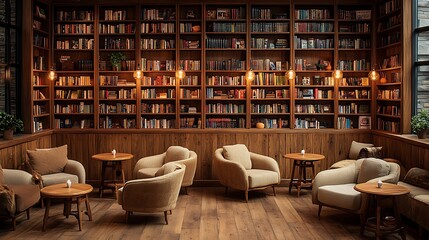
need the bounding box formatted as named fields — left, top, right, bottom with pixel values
left=85, top=194, right=93, bottom=221
left=64, top=198, right=71, bottom=218
left=359, top=193, right=369, bottom=235
left=120, top=161, right=126, bottom=186
left=100, top=161, right=107, bottom=198
left=76, top=197, right=83, bottom=231
left=310, top=161, right=315, bottom=183
left=376, top=196, right=381, bottom=240
left=42, top=198, right=51, bottom=232
left=393, top=197, right=406, bottom=240
left=297, top=162, right=303, bottom=197
left=289, top=160, right=297, bottom=194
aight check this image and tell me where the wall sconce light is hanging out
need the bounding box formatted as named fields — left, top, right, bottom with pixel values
left=246, top=68, right=255, bottom=81
left=48, top=66, right=57, bottom=81
left=368, top=67, right=380, bottom=81
left=286, top=67, right=296, bottom=81
left=176, top=68, right=186, bottom=80
left=332, top=68, right=343, bottom=80
left=133, top=64, right=143, bottom=80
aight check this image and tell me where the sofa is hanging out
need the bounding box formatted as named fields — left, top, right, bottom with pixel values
left=396, top=167, right=429, bottom=233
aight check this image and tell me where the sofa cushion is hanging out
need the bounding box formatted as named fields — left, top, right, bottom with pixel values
left=403, top=168, right=429, bottom=190
left=358, top=147, right=383, bottom=159
left=0, top=164, right=3, bottom=186
left=247, top=169, right=279, bottom=188
left=41, top=173, right=78, bottom=187
left=357, top=158, right=390, bottom=183
left=26, top=145, right=68, bottom=175
left=349, top=141, right=373, bottom=160
left=223, top=144, right=252, bottom=170
left=8, top=184, right=40, bottom=212
left=398, top=181, right=429, bottom=198
left=155, top=162, right=178, bottom=177
left=137, top=168, right=158, bottom=179
left=330, top=159, right=356, bottom=169
left=318, top=183, right=361, bottom=211
left=165, top=146, right=190, bottom=163
left=414, top=195, right=429, bottom=205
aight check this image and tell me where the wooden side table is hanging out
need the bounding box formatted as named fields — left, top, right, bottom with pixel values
left=41, top=183, right=93, bottom=231
left=354, top=182, right=409, bottom=240
left=92, top=152, right=133, bottom=198
left=283, top=153, right=325, bottom=197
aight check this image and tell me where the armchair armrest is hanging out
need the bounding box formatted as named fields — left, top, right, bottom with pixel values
left=3, top=169, right=35, bottom=185
left=250, top=152, right=280, bottom=174
left=366, top=162, right=400, bottom=184
left=172, top=151, right=197, bottom=187
left=64, top=160, right=86, bottom=183
left=133, top=153, right=166, bottom=178
left=312, top=164, right=358, bottom=204
left=213, top=148, right=248, bottom=191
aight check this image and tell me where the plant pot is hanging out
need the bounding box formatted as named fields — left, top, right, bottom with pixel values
left=112, top=65, right=120, bottom=71
left=417, top=129, right=428, bottom=139
left=256, top=122, right=265, bottom=129
left=3, top=129, right=13, bottom=140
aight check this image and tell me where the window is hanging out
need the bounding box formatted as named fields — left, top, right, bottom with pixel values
left=414, top=0, right=429, bottom=113
left=0, top=0, right=21, bottom=116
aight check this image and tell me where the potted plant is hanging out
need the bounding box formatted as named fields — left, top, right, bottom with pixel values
left=411, top=109, right=429, bottom=139
left=0, top=112, right=24, bottom=140
left=109, top=52, right=127, bottom=71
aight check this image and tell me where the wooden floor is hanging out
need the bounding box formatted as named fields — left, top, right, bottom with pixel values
left=0, top=187, right=419, bottom=240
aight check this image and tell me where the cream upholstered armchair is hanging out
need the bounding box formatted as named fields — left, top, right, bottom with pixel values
left=213, top=144, right=280, bottom=202
left=0, top=166, right=40, bottom=230
left=25, top=145, right=86, bottom=188
left=133, top=146, right=197, bottom=193
left=117, top=163, right=185, bottom=224
left=312, top=158, right=400, bottom=217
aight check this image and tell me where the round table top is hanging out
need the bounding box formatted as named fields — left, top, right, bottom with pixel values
left=354, top=182, right=410, bottom=196
left=92, top=152, right=133, bottom=161
left=283, top=153, right=325, bottom=161
left=41, top=183, right=93, bottom=198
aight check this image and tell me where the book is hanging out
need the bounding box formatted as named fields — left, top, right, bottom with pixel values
left=358, top=116, right=371, bottom=129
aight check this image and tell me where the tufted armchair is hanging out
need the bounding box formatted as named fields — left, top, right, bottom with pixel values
left=312, top=158, right=400, bottom=217
left=133, top=146, right=197, bottom=193
left=213, top=144, right=280, bottom=202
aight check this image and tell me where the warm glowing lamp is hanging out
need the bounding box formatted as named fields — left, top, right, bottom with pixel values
left=48, top=68, right=57, bottom=81
left=133, top=64, right=143, bottom=80
left=176, top=69, right=186, bottom=80
left=286, top=67, right=296, bottom=81
left=332, top=68, right=343, bottom=80
left=368, top=68, right=380, bottom=81
left=246, top=69, right=255, bottom=81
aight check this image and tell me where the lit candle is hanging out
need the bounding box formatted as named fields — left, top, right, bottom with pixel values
left=112, top=149, right=116, bottom=158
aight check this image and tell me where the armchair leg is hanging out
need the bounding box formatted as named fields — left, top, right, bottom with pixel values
left=169, top=210, right=172, bottom=214
left=318, top=205, right=322, bottom=218
left=27, top=209, right=30, bottom=220
left=245, top=190, right=248, bottom=203
left=272, top=186, right=276, bottom=196
left=184, top=187, right=188, bottom=195
left=125, top=211, right=130, bottom=223
left=164, top=211, right=168, bottom=225
left=11, top=216, right=16, bottom=231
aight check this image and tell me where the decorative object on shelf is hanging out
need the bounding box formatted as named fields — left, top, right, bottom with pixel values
left=256, top=122, right=264, bottom=129
left=411, top=109, right=429, bottom=139
left=325, top=62, right=332, bottom=71
left=315, top=60, right=327, bottom=70
left=0, top=112, right=24, bottom=140
left=379, top=72, right=387, bottom=84
left=48, top=66, right=57, bottom=81
left=286, top=67, right=296, bottom=81
left=133, top=64, right=143, bottom=80
left=176, top=68, right=186, bottom=80
left=368, top=66, right=380, bottom=81
left=332, top=67, right=343, bottom=80
left=246, top=68, right=255, bottom=81
left=109, top=52, right=127, bottom=71
left=192, top=25, right=201, bottom=32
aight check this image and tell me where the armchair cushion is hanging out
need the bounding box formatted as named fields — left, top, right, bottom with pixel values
left=318, top=183, right=361, bottom=211
left=247, top=169, right=279, bottom=188
left=349, top=141, right=373, bottom=160
left=223, top=144, right=252, bottom=170
left=403, top=167, right=429, bottom=190
left=155, top=162, right=179, bottom=177
left=137, top=168, right=158, bottom=179
left=26, top=145, right=68, bottom=175
left=165, top=146, right=189, bottom=163
left=9, top=184, right=40, bottom=212
left=358, top=147, right=383, bottom=159
left=357, top=158, right=390, bottom=183
left=41, top=173, right=78, bottom=186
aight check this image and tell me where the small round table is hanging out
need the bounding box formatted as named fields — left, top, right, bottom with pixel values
left=41, top=183, right=93, bottom=231
left=354, top=182, right=409, bottom=240
left=92, top=152, right=133, bottom=198
left=283, top=153, right=325, bottom=197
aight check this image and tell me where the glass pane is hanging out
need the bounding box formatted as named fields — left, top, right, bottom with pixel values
left=9, top=67, right=16, bottom=115
left=0, top=27, right=5, bottom=64
left=10, top=28, right=16, bottom=64
left=0, top=66, right=5, bottom=112
left=417, top=65, right=429, bottom=111
left=418, top=0, right=429, bottom=27
left=418, top=32, right=429, bottom=56
left=0, top=0, right=5, bottom=23
left=10, top=0, right=16, bottom=25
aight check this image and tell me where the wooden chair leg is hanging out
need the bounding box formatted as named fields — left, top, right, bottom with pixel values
left=169, top=210, right=172, bottom=214
left=125, top=211, right=130, bottom=223
left=11, top=216, right=16, bottom=231
left=272, top=186, right=276, bottom=196
left=164, top=211, right=168, bottom=225
left=27, top=208, right=30, bottom=220
left=245, top=190, right=248, bottom=203
left=318, top=205, right=322, bottom=218
left=184, top=187, right=188, bottom=195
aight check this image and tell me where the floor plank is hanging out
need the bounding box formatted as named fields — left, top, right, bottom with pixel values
left=0, top=187, right=419, bottom=240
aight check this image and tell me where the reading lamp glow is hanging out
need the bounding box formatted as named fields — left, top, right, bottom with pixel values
left=133, top=64, right=143, bottom=80
left=246, top=69, right=255, bottom=81
left=176, top=69, right=186, bottom=80
left=368, top=68, right=380, bottom=81
left=48, top=68, right=57, bottom=81
left=332, top=68, right=343, bottom=80
left=286, top=67, right=296, bottom=81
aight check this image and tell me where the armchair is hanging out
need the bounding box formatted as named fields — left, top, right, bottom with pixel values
left=133, top=146, right=197, bottom=193
left=0, top=166, right=40, bottom=230
left=312, top=158, right=400, bottom=217
left=117, top=163, right=185, bottom=224
left=213, top=144, right=280, bottom=202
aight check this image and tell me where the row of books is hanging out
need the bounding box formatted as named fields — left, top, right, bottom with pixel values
left=33, top=90, right=46, bottom=100
left=99, top=89, right=136, bottom=99
left=294, top=22, right=334, bottom=33
left=206, top=59, right=245, bottom=71
left=295, top=88, right=333, bottom=99
left=339, top=90, right=371, bottom=99
left=33, top=75, right=45, bottom=86
left=142, top=103, right=175, bottom=113
left=142, top=8, right=175, bottom=21
left=338, top=9, right=371, bottom=20
left=75, top=60, right=94, bottom=71
left=34, top=34, right=49, bottom=48
left=207, top=22, right=246, bottom=33
left=55, top=38, right=94, bottom=50
left=99, top=103, right=136, bottom=114
left=381, top=54, right=400, bottom=69
left=141, top=89, right=176, bottom=99
left=141, top=75, right=176, bottom=86
left=295, top=104, right=332, bottom=114
left=296, top=76, right=335, bottom=86
left=339, top=104, right=370, bottom=114
left=100, top=117, right=136, bottom=129
left=180, top=89, right=200, bottom=99
left=141, top=59, right=175, bottom=71
left=103, top=38, right=134, bottom=50
left=378, top=0, right=401, bottom=16
left=338, top=38, right=370, bottom=49
left=103, top=10, right=127, bottom=21
left=180, top=76, right=199, bottom=86
left=33, top=119, right=44, bottom=132
left=377, top=15, right=401, bottom=32
left=141, top=118, right=174, bottom=128
left=56, top=10, right=94, bottom=21
left=338, top=59, right=370, bottom=71
left=206, top=75, right=245, bottom=86
left=180, top=105, right=198, bottom=113
left=294, top=9, right=331, bottom=20
left=338, top=23, right=370, bottom=33
left=206, top=8, right=246, bottom=20
left=205, top=118, right=246, bottom=128
left=57, top=76, right=92, bottom=86
left=141, top=23, right=175, bottom=34
left=99, top=76, right=134, bottom=86
left=99, top=23, right=134, bottom=34
left=205, top=37, right=245, bottom=49
left=55, top=90, right=93, bottom=99
left=252, top=73, right=289, bottom=86
left=206, top=89, right=246, bottom=99
left=33, top=20, right=44, bottom=31
left=337, top=117, right=354, bottom=129
left=377, top=89, right=400, bottom=100
left=54, top=103, right=93, bottom=113
left=377, top=119, right=400, bottom=133
left=377, top=105, right=400, bottom=116
left=294, top=37, right=333, bottom=49
left=380, top=32, right=400, bottom=47
left=252, top=89, right=290, bottom=99
left=179, top=23, right=198, bottom=33
left=180, top=118, right=201, bottom=128
left=33, top=105, right=47, bottom=115
left=250, top=59, right=284, bottom=71
left=206, top=103, right=245, bottom=114
left=55, top=24, right=94, bottom=34
left=54, top=119, right=94, bottom=129
left=33, top=56, right=47, bottom=71
left=251, top=22, right=289, bottom=33
left=141, top=38, right=174, bottom=49
left=251, top=8, right=288, bottom=20
left=294, top=118, right=323, bottom=129
left=251, top=104, right=289, bottom=114
left=252, top=118, right=289, bottom=129
left=179, top=60, right=201, bottom=71
left=180, top=40, right=199, bottom=49
left=251, top=38, right=288, bottom=49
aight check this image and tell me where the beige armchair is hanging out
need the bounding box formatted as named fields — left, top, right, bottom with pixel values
left=213, top=144, right=280, bottom=202
left=133, top=146, right=197, bottom=193
left=117, top=163, right=185, bottom=224
left=26, top=145, right=86, bottom=188
left=0, top=166, right=41, bottom=230
left=312, top=158, right=400, bottom=217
